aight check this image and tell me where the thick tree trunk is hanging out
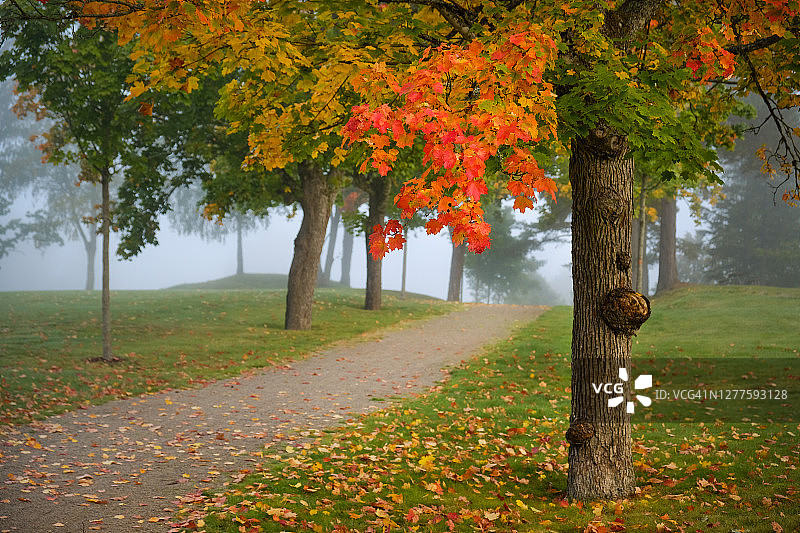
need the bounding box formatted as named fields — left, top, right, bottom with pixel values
left=633, top=175, right=648, bottom=295
left=340, top=226, right=354, bottom=288
left=285, top=163, right=336, bottom=330
left=364, top=177, right=389, bottom=311
left=656, top=196, right=680, bottom=294
left=400, top=226, right=408, bottom=299
left=566, top=128, right=645, bottom=501
left=100, top=171, right=112, bottom=361
left=236, top=214, right=244, bottom=276
left=322, top=204, right=341, bottom=282
left=447, top=240, right=465, bottom=302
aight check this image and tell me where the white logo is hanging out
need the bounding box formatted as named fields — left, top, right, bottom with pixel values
left=592, top=368, right=652, bottom=413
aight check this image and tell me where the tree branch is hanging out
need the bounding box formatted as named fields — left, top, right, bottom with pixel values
left=725, top=34, right=784, bottom=55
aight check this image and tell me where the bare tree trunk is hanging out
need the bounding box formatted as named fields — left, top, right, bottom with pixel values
left=85, top=230, right=97, bottom=291
left=322, top=204, right=341, bottom=282
left=656, top=195, right=680, bottom=294
left=236, top=214, right=244, bottom=276
left=340, top=226, right=353, bottom=288
left=447, top=240, right=465, bottom=302
left=285, top=163, right=336, bottom=330
left=363, top=176, right=389, bottom=311
left=75, top=220, right=97, bottom=291
left=566, top=127, right=649, bottom=501
left=400, top=226, right=408, bottom=299
left=100, top=170, right=112, bottom=361
left=634, top=175, right=648, bottom=295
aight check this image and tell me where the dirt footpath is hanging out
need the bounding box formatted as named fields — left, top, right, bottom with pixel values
left=0, top=303, right=546, bottom=533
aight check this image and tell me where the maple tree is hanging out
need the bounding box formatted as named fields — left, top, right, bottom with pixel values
left=5, top=0, right=798, bottom=501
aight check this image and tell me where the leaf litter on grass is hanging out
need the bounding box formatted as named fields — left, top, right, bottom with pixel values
left=175, top=293, right=800, bottom=533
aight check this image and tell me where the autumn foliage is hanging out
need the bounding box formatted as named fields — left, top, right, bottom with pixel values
left=341, top=29, right=559, bottom=257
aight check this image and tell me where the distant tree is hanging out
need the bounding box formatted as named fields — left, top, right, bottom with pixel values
left=676, top=231, right=711, bottom=284
left=696, top=101, right=800, bottom=288
left=169, top=183, right=269, bottom=276
left=703, top=173, right=800, bottom=287
left=465, top=203, right=543, bottom=304
left=0, top=5, right=197, bottom=359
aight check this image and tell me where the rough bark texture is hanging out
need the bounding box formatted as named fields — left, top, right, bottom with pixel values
left=340, top=226, right=354, bottom=288
left=285, top=163, right=336, bottom=330
left=566, top=129, right=637, bottom=501
left=100, top=171, right=112, bottom=361
left=322, top=204, right=341, bottom=282
left=236, top=215, right=244, bottom=276
left=363, top=176, right=390, bottom=311
left=447, top=241, right=465, bottom=302
left=656, top=196, right=680, bottom=294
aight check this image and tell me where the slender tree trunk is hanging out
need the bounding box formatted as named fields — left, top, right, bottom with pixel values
left=100, top=171, right=112, bottom=361
left=236, top=214, right=244, bottom=276
left=364, top=177, right=389, bottom=311
left=85, top=231, right=97, bottom=291
left=634, top=175, right=648, bottom=295
left=76, top=220, right=97, bottom=291
left=566, top=128, right=648, bottom=501
left=400, top=226, right=408, bottom=299
left=656, top=195, right=680, bottom=293
left=340, top=227, right=354, bottom=288
left=285, top=163, right=336, bottom=330
left=447, top=240, right=465, bottom=302
left=322, top=204, right=341, bottom=282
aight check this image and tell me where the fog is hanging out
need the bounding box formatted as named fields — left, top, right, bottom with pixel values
left=0, top=203, right=579, bottom=302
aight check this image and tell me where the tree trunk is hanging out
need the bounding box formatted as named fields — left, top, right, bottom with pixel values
left=566, top=128, right=645, bottom=501
left=100, top=170, right=112, bottom=361
left=400, top=226, right=408, bottom=299
left=633, top=175, right=648, bottom=295
left=364, top=177, right=389, bottom=311
left=656, top=196, right=680, bottom=294
left=285, top=163, right=336, bottom=330
left=76, top=220, right=97, bottom=291
left=322, top=204, right=341, bottom=282
left=236, top=214, right=244, bottom=276
left=340, top=226, right=354, bottom=288
left=447, top=240, right=465, bottom=302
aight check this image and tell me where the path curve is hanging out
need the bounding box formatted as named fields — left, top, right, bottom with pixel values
left=0, top=303, right=546, bottom=532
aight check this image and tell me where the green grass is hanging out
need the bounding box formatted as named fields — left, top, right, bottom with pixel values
left=0, top=288, right=451, bottom=425
left=179, top=285, right=800, bottom=532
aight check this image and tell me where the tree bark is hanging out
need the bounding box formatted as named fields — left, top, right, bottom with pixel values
left=100, top=170, right=112, bottom=361
left=447, top=240, right=465, bottom=302
left=656, top=195, right=680, bottom=294
left=363, top=176, right=390, bottom=311
left=322, top=204, right=341, bottom=282
left=633, top=175, right=648, bottom=295
left=285, top=163, right=336, bottom=330
left=236, top=213, right=244, bottom=276
left=566, top=127, right=642, bottom=501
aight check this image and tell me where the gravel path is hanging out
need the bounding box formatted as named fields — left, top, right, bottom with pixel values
left=0, top=303, right=546, bottom=533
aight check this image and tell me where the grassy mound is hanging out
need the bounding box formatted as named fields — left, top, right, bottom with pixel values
left=167, top=273, right=348, bottom=291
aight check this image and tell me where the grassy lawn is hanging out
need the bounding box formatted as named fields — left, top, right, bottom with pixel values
left=0, top=288, right=451, bottom=425
left=179, top=285, right=800, bottom=532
